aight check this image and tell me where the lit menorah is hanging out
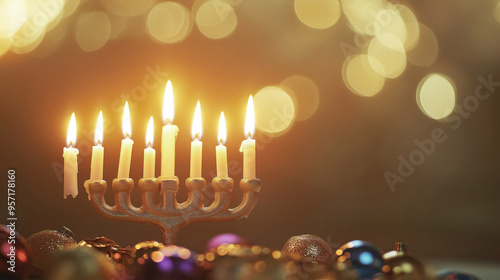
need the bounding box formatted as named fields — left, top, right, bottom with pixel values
left=72, top=82, right=261, bottom=244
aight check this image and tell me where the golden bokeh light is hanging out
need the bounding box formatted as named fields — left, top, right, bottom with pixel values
left=0, top=0, right=27, bottom=39
left=109, top=14, right=127, bottom=40
left=396, top=4, right=420, bottom=51
left=32, top=19, right=68, bottom=57
left=373, top=5, right=407, bottom=48
left=495, top=1, right=500, bottom=24
left=195, top=0, right=237, bottom=39
left=0, top=38, right=11, bottom=56
left=62, top=0, right=80, bottom=18
left=147, top=2, right=193, bottom=44
left=10, top=1, right=49, bottom=54
left=417, top=73, right=456, bottom=120
left=407, top=24, right=439, bottom=67
left=75, top=11, right=111, bottom=52
left=294, top=0, right=341, bottom=29
left=367, top=34, right=407, bottom=79
left=11, top=27, right=45, bottom=55
left=342, top=54, right=385, bottom=97
left=341, top=0, right=386, bottom=36
left=100, top=0, right=155, bottom=17
left=280, top=75, right=320, bottom=121
left=254, top=86, right=296, bottom=137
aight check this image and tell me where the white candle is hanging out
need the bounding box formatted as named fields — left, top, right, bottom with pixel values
left=240, top=96, right=256, bottom=179
left=63, top=112, right=79, bottom=198
left=144, top=116, right=156, bottom=178
left=216, top=112, right=228, bottom=178
left=161, top=81, right=179, bottom=177
left=190, top=101, right=203, bottom=178
left=117, top=102, right=134, bottom=178
left=90, top=111, right=104, bottom=180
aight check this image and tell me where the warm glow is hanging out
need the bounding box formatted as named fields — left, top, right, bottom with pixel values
left=146, top=116, right=154, bottom=147
left=66, top=113, right=77, bottom=148
left=191, top=101, right=202, bottom=140
left=95, top=110, right=103, bottom=145
left=163, top=80, right=174, bottom=124
left=245, top=95, right=255, bottom=139
left=122, top=102, right=132, bottom=138
left=218, top=112, right=227, bottom=145
left=417, top=73, right=456, bottom=120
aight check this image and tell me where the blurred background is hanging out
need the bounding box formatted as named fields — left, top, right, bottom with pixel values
left=1, top=0, right=500, bottom=275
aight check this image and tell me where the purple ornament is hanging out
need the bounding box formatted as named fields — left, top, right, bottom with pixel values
left=206, top=233, right=248, bottom=252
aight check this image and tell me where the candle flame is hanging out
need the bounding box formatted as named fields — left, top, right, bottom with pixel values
left=122, top=101, right=132, bottom=138
left=66, top=112, right=77, bottom=147
left=218, top=112, right=227, bottom=145
left=191, top=101, right=202, bottom=140
left=95, top=111, right=103, bottom=145
left=163, top=80, right=174, bottom=124
left=146, top=116, right=154, bottom=147
left=244, top=95, right=255, bottom=139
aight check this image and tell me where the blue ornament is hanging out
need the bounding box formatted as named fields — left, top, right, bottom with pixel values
left=437, top=270, right=481, bottom=280
left=335, top=240, right=384, bottom=279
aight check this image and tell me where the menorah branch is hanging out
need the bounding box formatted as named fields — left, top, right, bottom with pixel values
left=85, top=176, right=261, bottom=244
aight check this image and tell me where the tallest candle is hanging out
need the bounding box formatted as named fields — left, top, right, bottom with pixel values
left=216, top=112, right=228, bottom=178
left=63, top=113, right=79, bottom=198
left=161, top=81, right=179, bottom=177
left=117, top=102, right=134, bottom=178
left=240, top=96, right=256, bottom=179
left=190, top=101, right=203, bottom=178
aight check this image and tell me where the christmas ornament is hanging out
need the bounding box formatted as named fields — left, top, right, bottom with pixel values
left=335, top=240, right=384, bottom=279
left=26, top=227, right=77, bottom=274
left=44, top=247, right=120, bottom=280
left=134, top=244, right=205, bottom=280
left=281, top=234, right=334, bottom=265
left=78, top=236, right=135, bottom=266
left=206, top=233, right=249, bottom=252
left=0, top=224, right=32, bottom=280
left=382, top=242, right=433, bottom=280
left=437, top=270, right=481, bottom=280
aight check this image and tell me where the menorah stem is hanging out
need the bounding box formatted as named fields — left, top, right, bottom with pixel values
left=160, top=227, right=178, bottom=245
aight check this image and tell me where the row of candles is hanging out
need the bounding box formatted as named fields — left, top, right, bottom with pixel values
left=62, top=81, right=256, bottom=198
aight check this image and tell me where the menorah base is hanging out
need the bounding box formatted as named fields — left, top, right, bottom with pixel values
left=84, top=176, right=261, bottom=244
